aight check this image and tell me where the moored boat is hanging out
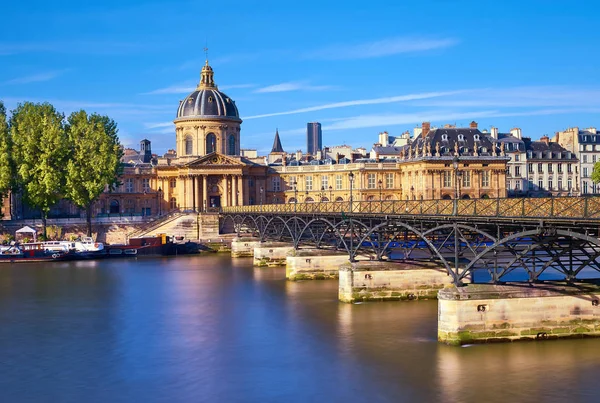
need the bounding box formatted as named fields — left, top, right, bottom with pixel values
left=0, top=243, right=74, bottom=262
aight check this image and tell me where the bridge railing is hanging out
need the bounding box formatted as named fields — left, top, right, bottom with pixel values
left=222, top=196, right=600, bottom=220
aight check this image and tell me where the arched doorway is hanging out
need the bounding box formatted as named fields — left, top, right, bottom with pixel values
left=481, top=194, right=490, bottom=199
left=206, top=133, right=216, bottom=154
left=169, top=197, right=177, bottom=210
left=441, top=194, right=452, bottom=200
left=461, top=194, right=471, bottom=199
left=109, top=199, right=120, bottom=214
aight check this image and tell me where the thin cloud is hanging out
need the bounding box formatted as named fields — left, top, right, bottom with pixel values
left=145, top=122, right=174, bottom=129
left=306, top=36, right=459, bottom=60
left=254, top=81, right=336, bottom=94
left=243, top=90, right=468, bottom=120
left=142, top=82, right=256, bottom=95
left=0, top=41, right=147, bottom=56
left=3, top=69, right=70, bottom=85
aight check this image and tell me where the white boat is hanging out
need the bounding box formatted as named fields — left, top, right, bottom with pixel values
left=41, top=237, right=104, bottom=254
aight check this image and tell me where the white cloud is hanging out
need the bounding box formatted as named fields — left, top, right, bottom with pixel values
left=242, top=90, right=467, bottom=120
left=306, top=36, right=459, bottom=60
left=254, top=81, right=336, bottom=94
left=142, top=82, right=256, bottom=95
left=145, top=122, right=174, bottom=129
left=3, top=69, right=70, bottom=85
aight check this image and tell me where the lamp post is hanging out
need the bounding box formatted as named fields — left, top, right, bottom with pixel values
left=260, top=186, right=264, bottom=212
left=318, top=186, right=327, bottom=202
left=293, top=181, right=298, bottom=212
left=328, top=185, right=333, bottom=202
left=157, top=187, right=162, bottom=216
left=349, top=172, right=355, bottom=212
left=453, top=155, right=460, bottom=215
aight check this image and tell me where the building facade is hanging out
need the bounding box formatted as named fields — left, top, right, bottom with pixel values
left=525, top=136, right=579, bottom=196
left=553, top=126, right=599, bottom=195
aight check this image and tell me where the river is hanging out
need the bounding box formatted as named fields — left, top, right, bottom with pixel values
left=0, top=255, right=599, bottom=402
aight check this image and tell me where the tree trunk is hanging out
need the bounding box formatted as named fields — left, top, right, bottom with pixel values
left=41, top=213, right=47, bottom=241
left=86, top=204, right=92, bottom=237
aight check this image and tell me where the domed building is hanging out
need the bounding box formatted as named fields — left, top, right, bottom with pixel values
left=174, top=61, right=242, bottom=160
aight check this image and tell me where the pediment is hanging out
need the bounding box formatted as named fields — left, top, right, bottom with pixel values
left=184, top=152, right=247, bottom=167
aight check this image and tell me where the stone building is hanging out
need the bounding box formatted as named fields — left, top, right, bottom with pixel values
left=524, top=136, right=579, bottom=196
left=553, top=126, right=599, bottom=195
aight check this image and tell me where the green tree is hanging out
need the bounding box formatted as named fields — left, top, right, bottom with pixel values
left=65, top=110, right=122, bottom=236
left=0, top=101, right=13, bottom=195
left=591, top=162, right=600, bottom=186
left=11, top=102, right=69, bottom=237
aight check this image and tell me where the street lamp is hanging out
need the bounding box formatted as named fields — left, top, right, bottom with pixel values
left=378, top=179, right=383, bottom=200
left=318, top=186, right=327, bottom=202
left=328, top=185, right=333, bottom=201
left=293, top=180, right=298, bottom=212
left=157, top=187, right=162, bottom=216
left=452, top=155, right=461, bottom=215
left=260, top=186, right=264, bottom=212
left=349, top=172, right=355, bottom=211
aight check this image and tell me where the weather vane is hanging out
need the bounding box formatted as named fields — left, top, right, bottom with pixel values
left=204, top=44, right=209, bottom=61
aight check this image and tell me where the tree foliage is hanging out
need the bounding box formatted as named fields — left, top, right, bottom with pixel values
left=0, top=101, right=13, bottom=196
left=591, top=162, right=600, bottom=185
left=10, top=102, right=69, bottom=235
left=65, top=110, right=123, bottom=235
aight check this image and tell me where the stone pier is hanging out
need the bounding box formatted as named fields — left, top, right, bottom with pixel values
left=231, top=237, right=261, bottom=258
left=438, top=282, right=600, bottom=345
left=286, top=249, right=348, bottom=280
left=339, top=261, right=453, bottom=303
left=253, top=242, right=295, bottom=267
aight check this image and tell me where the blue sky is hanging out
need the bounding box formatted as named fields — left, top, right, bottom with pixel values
left=1, top=0, right=600, bottom=155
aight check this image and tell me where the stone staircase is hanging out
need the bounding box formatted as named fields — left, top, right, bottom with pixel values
left=129, top=212, right=220, bottom=241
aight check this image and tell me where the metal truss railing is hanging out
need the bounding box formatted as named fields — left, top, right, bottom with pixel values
left=222, top=196, right=600, bottom=221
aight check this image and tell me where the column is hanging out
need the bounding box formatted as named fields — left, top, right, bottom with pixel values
left=196, top=176, right=202, bottom=213
left=203, top=175, right=208, bottom=212
left=223, top=175, right=229, bottom=207
left=232, top=175, right=238, bottom=206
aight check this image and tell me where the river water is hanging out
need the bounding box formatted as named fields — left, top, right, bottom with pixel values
left=1, top=255, right=599, bottom=403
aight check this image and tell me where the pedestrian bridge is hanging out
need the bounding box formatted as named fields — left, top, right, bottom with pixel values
left=221, top=196, right=600, bottom=285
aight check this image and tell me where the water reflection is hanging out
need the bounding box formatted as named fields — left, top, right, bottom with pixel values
left=1, top=256, right=600, bottom=402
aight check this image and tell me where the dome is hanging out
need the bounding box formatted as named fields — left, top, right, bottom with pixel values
left=176, top=89, right=239, bottom=120
left=175, top=60, right=241, bottom=121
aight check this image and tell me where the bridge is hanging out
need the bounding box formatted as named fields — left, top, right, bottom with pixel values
left=221, top=196, right=600, bottom=286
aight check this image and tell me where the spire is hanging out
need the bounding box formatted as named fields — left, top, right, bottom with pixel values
left=271, top=128, right=284, bottom=153
left=198, top=59, right=216, bottom=89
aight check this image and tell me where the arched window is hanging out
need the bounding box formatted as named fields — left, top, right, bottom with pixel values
left=228, top=134, right=236, bottom=155
left=185, top=135, right=193, bottom=155
left=481, top=194, right=490, bottom=199
left=335, top=197, right=344, bottom=202
left=442, top=194, right=452, bottom=200
left=169, top=197, right=177, bottom=210
left=321, top=197, right=329, bottom=202
left=288, top=197, right=297, bottom=204
left=169, top=178, right=176, bottom=188
left=305, top=197, right=314, bottom=203
left=206, top=133, right=216, bottom=154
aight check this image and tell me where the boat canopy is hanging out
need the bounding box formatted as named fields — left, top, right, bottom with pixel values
left=15, top=226, right=37, bottom=242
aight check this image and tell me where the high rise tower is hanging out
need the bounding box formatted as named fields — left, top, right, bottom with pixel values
left=307, top=122, right=322, bottom=155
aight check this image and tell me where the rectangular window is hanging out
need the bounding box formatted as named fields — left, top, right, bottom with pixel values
left=126, top=178, right=134, bottom=193
left=321, top=175, right=329, bottom=190
left=538, top=163, right=543, bottom=173
left=568, top=164, right=572, bottom=173
left=515, top=181, right=521, bottom=190
left=584, top=155, right=588, bottom=163
left=272, top=177, right=281, bottom=192
left=514, top=154, right=520, bottom=162
left=335, top=174, right=342, bottom=190
left=548, top=163, right=553, bottom=173
left=386, top=173, right=394, bottom=189
left=142, top=178, right=150, bottom=193
left=558, top=180, right=562, bottom=190
left=584, top=182, right=588, bottom=194
left=568, top=179, right=572, bottom=190
left=367, top=173, right=376, bottom=189
left=548, top=179, right=553, bottom=190
left=538, top=179, right=543, bottom=190
left=515, top=166, right=521, bottom=177
left=558, top=163, right=562, bottom=173
left=443, top=171, right=452, bottom=188
left=289, top=176, right=297, bottom=190
left=305, top=176, right=313, bottom=191
left=584, top=167, right=588, bottom=178
left=528, top=163, right=533, bottom=174
left=481, top=171, right=490, bottom=188
left=594, top=155, right=598, bottom=164
left=462, top=171, right=471, bottom=188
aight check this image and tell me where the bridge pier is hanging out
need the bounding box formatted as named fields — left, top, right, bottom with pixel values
left=438, top=282, right=600, bottom=345
left=231, top=237, right=261, bottom=258
left=253, top=242, right=295, bottom=267
left=286, top=249, right=348, bottom=280
left=338, top=261, right=453, bottom=303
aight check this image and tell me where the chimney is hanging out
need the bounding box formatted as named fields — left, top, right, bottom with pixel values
left=510, top=127, right=522, bottom=140
left=491, top=127, right=499, bottom=140
left=140, top=139, right=152, bottom=163
left=470, top=121, right=478, bottom=129
left=316, top=150, right=322, bottom=160
left=540, top=135, right=550, bottom=145
left=422, top=122, right=431, bottom=137
left=295, top=150, right=302, bottom=161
